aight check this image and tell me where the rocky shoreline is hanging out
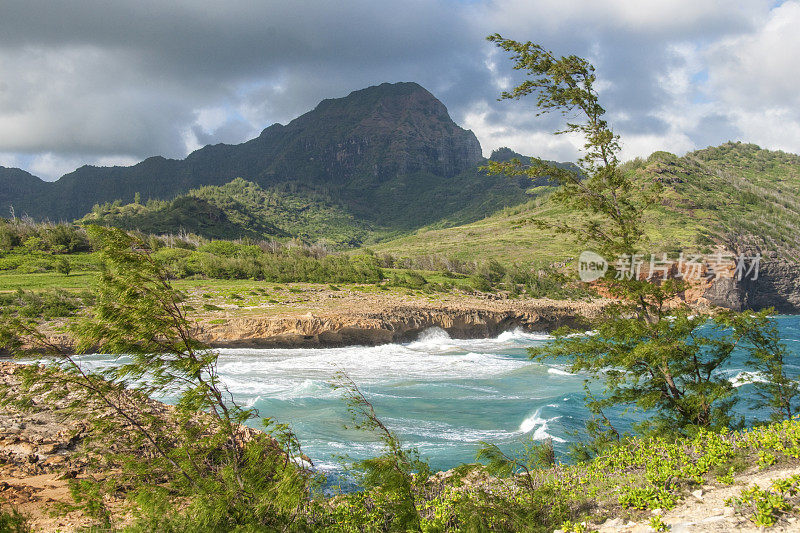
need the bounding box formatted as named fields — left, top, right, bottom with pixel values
left=191, top=297, right=607, bottom=349
left=0, top=361, right=118, bottom=530
left=5, top=359, right=800, bottom=533
left=0, top=361, right=271, bottom=531
left=11, top=256, right=800, bottom=355
left=18, top=293, right=608, bottom=355
left=97, top=257, right=800, bottom=350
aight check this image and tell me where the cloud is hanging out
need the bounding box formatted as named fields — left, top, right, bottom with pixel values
left=0, top=0, right=796, bottom=181
left=704, top=1, right=800, bottom=151
left=27, top=153, right=140, bottom=181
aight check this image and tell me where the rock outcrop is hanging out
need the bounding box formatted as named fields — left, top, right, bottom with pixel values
left=704, top=261, right=800, bottom=313
left=610, top=253, right=800, bottom=314
left=192, top=299, right=604, bottom=348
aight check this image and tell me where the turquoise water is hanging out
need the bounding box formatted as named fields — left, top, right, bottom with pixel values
left=216, top=328, right=576, bottom=473
left=209, top=315, right=800, bottom=474
left=72, top=316, right=800, bottom=476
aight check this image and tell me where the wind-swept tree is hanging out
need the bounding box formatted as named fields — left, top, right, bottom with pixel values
left=1, top=225, right=314, bottom=530
left=485, top=36, right=789, bottom=450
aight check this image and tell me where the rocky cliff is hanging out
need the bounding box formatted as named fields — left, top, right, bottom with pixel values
left=705, top=261, right=800, bottom=313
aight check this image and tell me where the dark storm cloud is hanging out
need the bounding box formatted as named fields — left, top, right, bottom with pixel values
left=0, top=0, right=793, bottom=180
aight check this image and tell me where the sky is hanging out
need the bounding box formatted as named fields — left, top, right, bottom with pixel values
left=1, top=0, right=798, bottom=181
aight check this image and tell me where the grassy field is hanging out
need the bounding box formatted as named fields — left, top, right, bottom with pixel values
left=0, top=271, right=98, bottom=291
left=371, top=195, right=705, bottom=265
left=3, top=142, right=798, bottom=300
left=0, top=267, right=480, bottom=321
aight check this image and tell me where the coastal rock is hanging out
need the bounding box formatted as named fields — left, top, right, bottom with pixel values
left=191, top=299, right=603, bottom=349
left=705, top=260, right=800, bottom=313
left=6, top=294, right=607, bottom=354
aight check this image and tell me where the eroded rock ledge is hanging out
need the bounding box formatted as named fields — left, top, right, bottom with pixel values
left=192, top=298, right=606, bottom=349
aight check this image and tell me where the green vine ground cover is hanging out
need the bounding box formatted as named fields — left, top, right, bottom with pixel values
left=325, top=418, right=800, bottom=532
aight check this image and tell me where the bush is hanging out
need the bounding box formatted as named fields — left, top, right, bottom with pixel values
left=0, top=507, right=30, bottom=533
left=55, top=257, right=71, bottom=275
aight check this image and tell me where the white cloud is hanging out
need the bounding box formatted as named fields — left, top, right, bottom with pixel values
left=462, top=100, right=585, bottom=160
left=0, top=152, right=23, bottom=169
left=0, top=45, right=204, bottom=158
left=476, top=0, right=770, bottom=39
left=707, top=1, right=800, bottom=108
left=701, top=1, right=800, bottom=151
left=27, top=153, right=139, bottom=181
left=729, top=108, right=800, bottom=154
left=618, top=133, right=696, bottom=161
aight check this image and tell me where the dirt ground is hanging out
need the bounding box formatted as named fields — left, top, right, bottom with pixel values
left=590, top=466, right=800, bottom=532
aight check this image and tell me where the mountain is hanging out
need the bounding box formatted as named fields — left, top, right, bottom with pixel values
left=0, top=167, right=48, bottom=219
left=0, top=82, right=530, bottom=230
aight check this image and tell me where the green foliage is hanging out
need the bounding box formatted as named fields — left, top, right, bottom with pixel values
left=0, top=219, right=90, bottom=254
left=618, top=486, right=677, bottom=510
left=381, top=258, right=592, bottom=298
left=166, top=247, right=384, bottom=284
left=0, top=506, right=30, bottom=533
left=55, top=256, right=71, bottom=275
left=332, top=371, right=431, bottom=531
left=722, top=311, right=800, bottom=421
left=560, top=521, right=598, bottom=533
left=726, top=474, right=800, bottom=527
left=407, top=417, right=800, bottom=531
left=477, top=438, right=555, bottom=493
left=486, top=38, right=794, bottom=451
left=3, top=225, right=316, bottom=530
left=0, top=219, right=388, bottom=287
left=649, top=515, right=670, bottom=531
left=0, top=288, right=90, bottom=356
left=485, top=35, right=660, bottom=260
left=0, top=288, right=90, bottom=321
left=530, top=309, right=769, bottom=438
left=78, top=177, right=379, bottom=247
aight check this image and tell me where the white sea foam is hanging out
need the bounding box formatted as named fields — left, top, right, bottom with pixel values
left=547, top=367, right=574, bottom=377
left=406, top=327, right=550, bottom=354
left=214, top=332, right=532, bottom=392
left=64, top=326, right=583, bottom=467
left=730, top=370, right=770, bottom=388
left=382, top=417, right=518, bottom=443
left=519, top=408, right=566, bottom=443
left=495, top=329, right=553, bottom=343
left=406, top=327, right=456, bottom=351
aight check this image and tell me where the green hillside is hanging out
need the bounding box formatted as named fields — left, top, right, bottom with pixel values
left=74, top=146, right=560, bottom=247
left=78, top=178, right=379, bottom=246
left=374, top=142, right=800, bottom=264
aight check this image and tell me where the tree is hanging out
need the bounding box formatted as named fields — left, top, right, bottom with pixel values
left=722, top=311, right=800, bottom=422
left=331, top=371, right=430, bottom=531
left=486, top=36, right=788, bottom=446
left=485, top=35, right=660, bottom=261
left=1, top=226, right=314, bottom=530
left=55, top=257, right=71, bottom=275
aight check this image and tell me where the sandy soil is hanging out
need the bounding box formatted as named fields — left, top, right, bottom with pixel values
left=591, top=467, right=800, bottom=532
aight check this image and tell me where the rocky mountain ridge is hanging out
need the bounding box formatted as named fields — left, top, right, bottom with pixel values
left=0, top=82, right=496, bottom=229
